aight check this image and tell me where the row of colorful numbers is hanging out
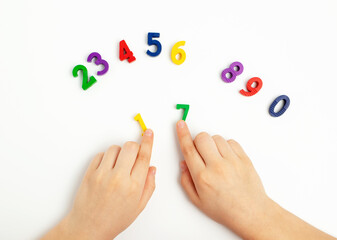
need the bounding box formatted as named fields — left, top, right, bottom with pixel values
left=72, top=32, right=186, bottom=90
left=221, top=61, right=290, bottom=117
left=72, top=33, right=290, bottom=118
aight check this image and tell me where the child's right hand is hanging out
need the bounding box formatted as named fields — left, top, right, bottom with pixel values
left=176, top=120, right=270, bottom=239
left=176, top=120, right=337, bottom=240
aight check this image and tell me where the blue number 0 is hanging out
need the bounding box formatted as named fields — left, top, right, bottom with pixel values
left=269, top=95, right=290, bottom=117
left=146, top=32, right=162, bottom=57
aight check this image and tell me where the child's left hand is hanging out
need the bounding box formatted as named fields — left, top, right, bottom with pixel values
left=42, top=129, right=156, bottom=240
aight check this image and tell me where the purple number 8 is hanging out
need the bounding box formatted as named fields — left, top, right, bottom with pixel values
left=87, top=52, right=109, bottom=76
left=221, top=61, right=244, bottom=83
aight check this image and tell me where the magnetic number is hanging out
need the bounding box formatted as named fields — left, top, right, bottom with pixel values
left=240, top=77, right=263, bottom=96
left=72, top=65, right=97, bottom=90
left=221, top=62, right=244, bottom=83
left=146, top=32, right=162, bottom=57
left=176, top=104, right=190, bottom=121
left=269, top=95, right=290, bottom=117
left=87, top=52, right=109, bottom=76
left=134, top=113, right=147, bottom=135
left=119, top=40, right=136, bottom=63
left=171, top=41, right=186, bottom=65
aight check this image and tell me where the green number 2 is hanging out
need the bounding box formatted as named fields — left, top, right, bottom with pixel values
left=176, top=104, right=190, bottom=121
left=72, top=65, right=97, bottom=90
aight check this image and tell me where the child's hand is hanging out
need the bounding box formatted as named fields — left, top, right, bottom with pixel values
left=176, top=120, right=337, bottom=240
left=42, top=129, right=156, bottom=240
left=176, top=120, right=270, bottom=239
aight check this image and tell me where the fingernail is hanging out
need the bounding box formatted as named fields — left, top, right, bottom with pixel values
left=144, top=129, right=153, bottom=136
left=177, top=120, right=186, bottom=129
left=152, top=167, right=156, bottom=176
left=180, top=161, right=187, bottom=172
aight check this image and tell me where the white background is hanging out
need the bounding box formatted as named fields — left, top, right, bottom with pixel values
left=0, top=0, right=337, bottom=239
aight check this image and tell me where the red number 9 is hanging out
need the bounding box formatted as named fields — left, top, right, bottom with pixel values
left=240, top=77, right=263, bottom=96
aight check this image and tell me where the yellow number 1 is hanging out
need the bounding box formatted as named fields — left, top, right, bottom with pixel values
left=134, top=113, right=147, bottom=135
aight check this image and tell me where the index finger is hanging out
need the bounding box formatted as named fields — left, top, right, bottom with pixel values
left=131, top=129, right=154, bottom=183
left=176, top=120, right=205, bottom=177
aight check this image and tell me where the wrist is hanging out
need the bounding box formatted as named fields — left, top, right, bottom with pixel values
left=63, top=210, right=119, bottom=240
left=58, top=214, right=86, bottom=240
left=50, top=212, right=92, bottom=240
left=41, top=214, right=82, bottom=240
left=221, top=196, right=281, bottom=240
left=243, top=197, right=285, bottom=240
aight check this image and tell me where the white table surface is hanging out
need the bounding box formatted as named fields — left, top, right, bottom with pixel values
left=0, top=0, right=336, bottom=239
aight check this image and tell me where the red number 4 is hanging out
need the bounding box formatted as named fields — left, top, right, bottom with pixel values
left=119, top=40, right=136, bottom=63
